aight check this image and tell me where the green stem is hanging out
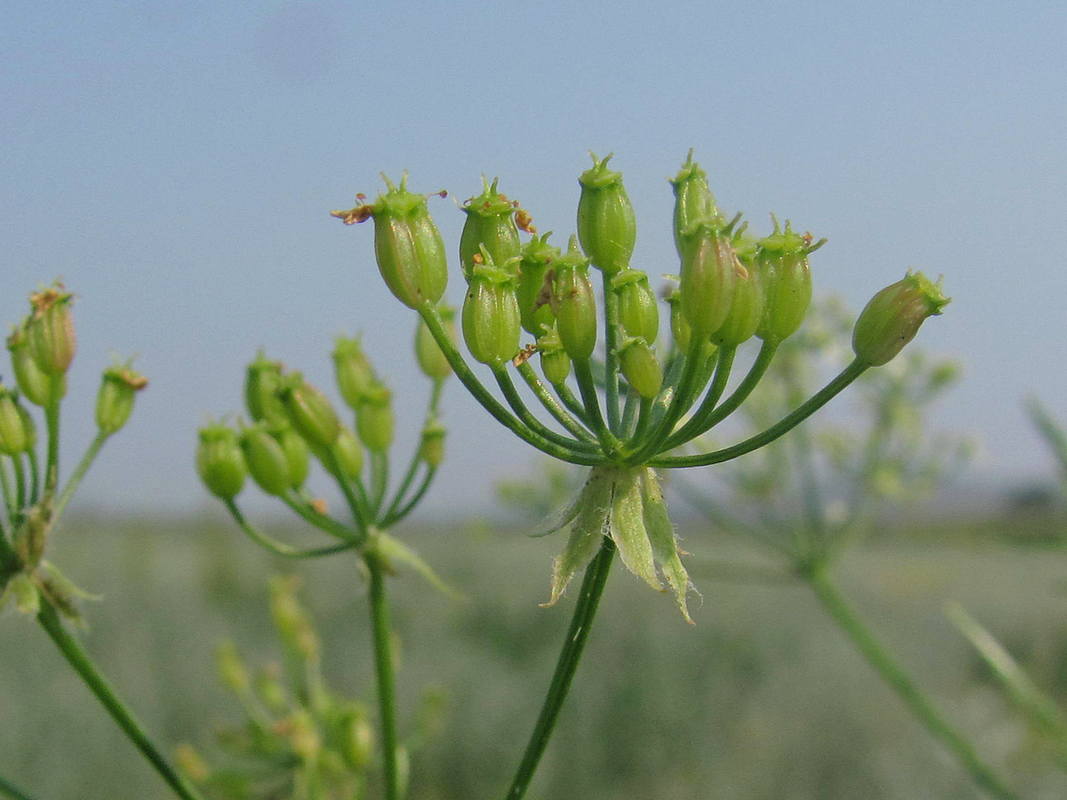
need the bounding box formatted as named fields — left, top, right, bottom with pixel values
left=572, top=360, right=616, bottom=456
left=663, top=345, right=737, bottom=450
left=224, top=500, right=357, bottom=558
left=26, top=449, right=40, bottom=506
left=280, top=492, right=362, bottom=542
left=370, top=450, right=389, bottom=515
left=503, top=537, right=615, bottom=800
left=667, top=340, right=777, bottom=450
left=0, top=774, right=35, bottom=800
left=602, top=275, right=621, bottom=433
left=382, top=466, right=437, bottom=526
left=51, top=431, right=109, bottom=532
left=43, top=382, right=62, bottom=499
left=515, top=362, right=598, bottom=445
left=0, top=460, right=16, bottom=525
left=806, top=568, right=1017, bottom=800
left=493, top=366, right=598, bottom=453
left=619, top=386, right=639, bottom=439
left=653, top=360, right=868, bottom=468
left=417, top=303, right=602, bottom=466
left=36, top=600, right=206, bottom=800
left=12, top=455, right=26, bottom=514
left=550, top=380, right=593, bottom=427
left=628, top=339, right=706, bottom=463
left=366, top=553, right=399, bottom=800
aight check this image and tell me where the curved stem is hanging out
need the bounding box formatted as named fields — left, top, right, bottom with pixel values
left=12, top=455, right=26, bottom=515
left=493, top=366, right=598, bottom=453
left=370, top=451, right=389, bottom=515
left=0, top=460, right=16, bottom=525
left=515, top=362, right=598, bottom=445
left=0, top=774, right=35, bottom=800
left=663, top=345, right=737, bottom=450
left=26, top=449, right=40, bottom=506
left=51, top=431, right=109, bottom=532
left=328, top=451, right=372, bottom=535
left=279, top=492, right=362, bottom=542
left=417, top=304, right=602, bottom=466
left=503, top=536, right=615, bottom=800
left=807, top=567, right=1017, bottom=800
left=224, top=500, right=357, bottom=558
left=550, top=380, right=592, bottom=427
left=43, top=382, right=62, bottom=500
left=628, top=339, right=706, bottom=463
left=668, top=340, right=777, bottom=450
left=366, top=553, right=399, bottom=800
left=572, top=360, right=617, bottom=456
left=381, top=466, right=437, bottom=526
left=36, top=600, right=206, bottom=800
left=653, top=360, right=868, bottom=468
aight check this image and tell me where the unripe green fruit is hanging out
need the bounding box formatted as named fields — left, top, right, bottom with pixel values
left=274, top=426, right=310, bottom=489
left=617, top=338, right=663, bottom=399
left=245, top=352, right=288, bottom=425
left=678, top=219, right=740, bottom=340
left=853, top=271, right=949, bottom=367
left=611, top=269, right=659, bottom=343
left=462, top=257, right=521, bottom=367
left=7, top=325, right=61, bottom=407
left=664, top=287, right=692, bottom=354
left=418, top=419, right=446, bottom=467
left=755, top=220, right=820, bottom=344
left=27, top=284, right=76, bottom=376
left=280, top=374, right=341, bottom=448
left=414, top=307, right=454, bottom=380
left=356, top=384, right=394, bottom=452
left=0, top=387, right=28, bottom=456
left=327, top=425, right=365, bottom=479
left=366, top=175, right=449, bottom=309
left=460, top=177, right=522, bottom=281
left=550, top=238, right=597, bottom=361
left=240, top=425, right=291, bottom=496
left=196, top=424, right=246, bottom=500
left=95, top=364, right=148, bottom=435
left=516, top=233, right=560, bottom=336
left=577, top=153, right=636, bottom=274
left=536, top=324, right=571, bottom=385
left=669, top=150, right=718, bottom=257
left=713, top=267, right=765, bottom=347
left=332, top=336, right=377, bottom=409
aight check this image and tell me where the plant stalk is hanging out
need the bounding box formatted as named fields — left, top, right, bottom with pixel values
left=36, top=601, right=206, bottom=800
left=367, top=553, right=400, bottom=800
left=503, top=536, right=615, bottom=800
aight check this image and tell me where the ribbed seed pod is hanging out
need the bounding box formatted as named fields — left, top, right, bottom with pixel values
left=0, top=386, right=28, bottom=456
left=853, top=272, right=949, bottom=367
left=611, top=268, right=659, bottom=343
left=713, top=266, right=765, bottom=347
left=460, top=177, right=523, bottom=281
left=577, top=153, right=636, bottom=274
left=356, top=383, right=394, bottom=452
left=7, top=325, right=60, bottom=406
left=550, top=237, right=597, bottom=361
left=280, top=374, right=341, bottom=448
left=95, top=364, right=148, bottom=435
left=196, top=424, right=246, bottom=500
left=461, top=254, right=521, bottom=367
left=678, top=218, right=741, bottom=340
left=26, top=284, right=76, bottom=376
left=332, top=336, right=377, bottom=409
left=536, top=324, right=571, bottom=385
left=240, top=424, right=292, bottom=496
left=755, top=219, right=821, bottom=344
left=245, top=351, right=288, bottom=425
left=669, top=150, right=718, bottom=257
left=274, top=425, right=310, bottom=489
left=617, top=337, right=663, bottom=399
left=516, top=233, right=560, bottom=336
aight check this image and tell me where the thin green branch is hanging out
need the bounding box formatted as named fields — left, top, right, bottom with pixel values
left=279, top=492, right=362, bottom=542
left=36, top=601, right=206, bottom=800
left=653, top=360, right=868, bottom=468
left=503, top=536, right=615, bottom=800
left=572, top=360, right=617, bottom=456
left=602, top=275, right=622, bottom=433
left=807, top=568, right=1017, bottom=800
left=51, top=431, right=109, bottom=533
left=515, top=362, right=598, bottom=445
left=0, top=774, right=36, bottom=800
left=382, top=466, right=437, bottom=527
left=224, top=500, right=357, bottom=558
left=366, top=553, right=400, bottom=800
left=493, top=366, right=598, bottom=452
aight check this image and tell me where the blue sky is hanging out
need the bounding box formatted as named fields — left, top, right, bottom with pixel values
left=2, top=1, right=1065, bottom=517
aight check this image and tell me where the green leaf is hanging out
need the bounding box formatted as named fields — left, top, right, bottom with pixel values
left=609, top=468, right=660, bottom=592
left=544, top=467, right=614, bottom=606
left=641, top=469, right=694, bottom=623
left=374, top=533, right=463, bottom=601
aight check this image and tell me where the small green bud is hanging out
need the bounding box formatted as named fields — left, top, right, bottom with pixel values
left=617, top=337, right=663, bottom=399
left=332, top=336, right=377, bottom=409
left=280, top=374, right=341, bottom=448
left=275, top=426, right=310, bottom=489
left=713, top=265, right=765, bottom=347
left=415, top=306, right=455, bottom=380
left=663, top=284, right=692, bottom=354
left=356, top=383, right=394, bottom=452
left=754, top=218, right=821, bottom=343
left=332, top=425, right=365, bottom=478
left=669, top=150, right=719, bottom=257
left=577, top=153, right=636, bottom=273
left=26, top=283, right=76, bottom=376
left=196, top=424, right=246, bottom=500
left=460, top=177, right=523, bottom=281
left=337, top=704, right=375, bottom=770
left=516, top=233, right=561, bottom=335
left=215, top=640, right=250, bottom=693
left=462, top=251, right=521, bottom=367
left=550, top=237, right=598, bottom=361
left=611, top=269, right=659, bottom=343
left=239, top=424, right=292, bottom=496
left=7, top=325, right=63, bottom=406
left=95, top=363, right=148, bottom=435
left=334, top=175, right=448, bottom=309
left=0, top=386, right=29, bottom=456
left=678, top=217, right=741, bottom=340
left=16, top=403, right=36, bottom=452
left=418, top=419, right=446, bottom=467
left=536, top=324, right=572, bottom=385
left=852, top=271, right=950, bottom=367
left=244, top=351, right=288, bottom=425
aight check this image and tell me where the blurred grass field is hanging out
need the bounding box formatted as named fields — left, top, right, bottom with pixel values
left=2, top=508, right=1067, bottom=799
